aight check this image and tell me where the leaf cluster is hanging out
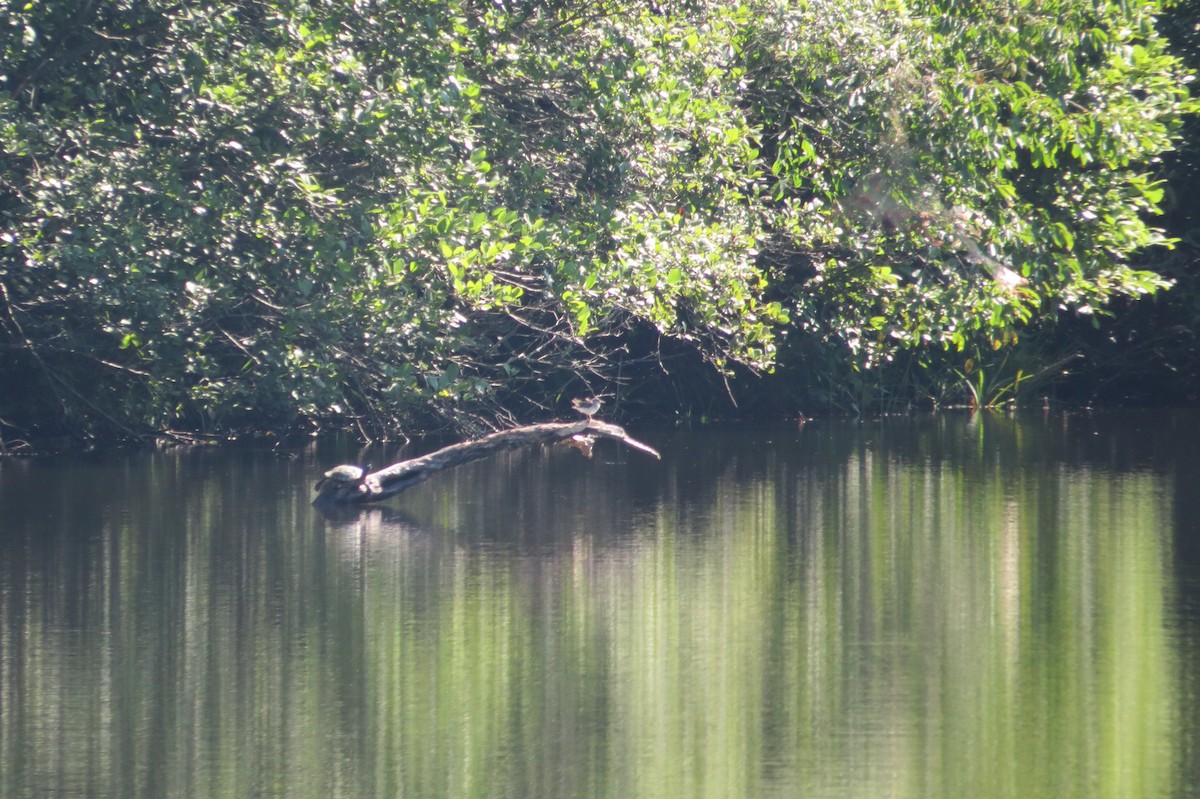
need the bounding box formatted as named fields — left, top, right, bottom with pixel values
left=742, top=0, right=1194, bottom=408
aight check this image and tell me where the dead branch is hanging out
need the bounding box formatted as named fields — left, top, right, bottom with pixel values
left=313, top=419, right=660, bottom=505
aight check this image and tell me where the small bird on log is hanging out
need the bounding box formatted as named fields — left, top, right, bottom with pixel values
left=572, top=396, right=602, bottom=425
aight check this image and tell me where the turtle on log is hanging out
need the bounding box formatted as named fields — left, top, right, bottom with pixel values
left=314, top=464, right=369, bottom=494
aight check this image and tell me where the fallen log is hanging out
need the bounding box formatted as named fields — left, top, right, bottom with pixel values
left=313, top=419, right=660, bottom=505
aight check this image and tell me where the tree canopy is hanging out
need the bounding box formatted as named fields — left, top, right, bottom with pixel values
left=0, top=0, right=1193, bottom=444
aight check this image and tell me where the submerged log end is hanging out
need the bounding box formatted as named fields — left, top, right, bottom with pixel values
left=313, top=474, right=380, bottom=505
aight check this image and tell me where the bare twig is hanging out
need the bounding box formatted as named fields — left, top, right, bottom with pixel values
left=0, top=280, right=72, bottom=421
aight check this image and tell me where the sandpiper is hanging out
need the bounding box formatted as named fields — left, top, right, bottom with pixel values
left=571, top=396, right=602, bottom=424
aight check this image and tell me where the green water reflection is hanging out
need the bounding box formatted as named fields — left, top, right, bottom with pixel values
left=0, top=412, right=1195, bottom=798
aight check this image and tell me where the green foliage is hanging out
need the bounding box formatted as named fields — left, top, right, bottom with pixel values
left=743, top=0, right=1195, bottom=407
left=0, top=0, right=779, bottom=439
left=0, top=0, right=1191, bottom=442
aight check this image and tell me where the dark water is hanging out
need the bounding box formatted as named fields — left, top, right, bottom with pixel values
left=2, top=411, right=1199, bottom=799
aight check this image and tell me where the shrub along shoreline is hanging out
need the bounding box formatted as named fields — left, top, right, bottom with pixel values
left=1, top=0, right=1196, bottom=450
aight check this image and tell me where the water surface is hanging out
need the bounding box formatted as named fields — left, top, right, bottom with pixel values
left=1, top=411, right=1198, bottom=798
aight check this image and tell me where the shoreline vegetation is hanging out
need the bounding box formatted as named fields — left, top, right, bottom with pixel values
left=2, top=0, right=1198, bottom=453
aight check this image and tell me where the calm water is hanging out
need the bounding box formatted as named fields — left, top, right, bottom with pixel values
left=1, top=411, right=1199, bottom=799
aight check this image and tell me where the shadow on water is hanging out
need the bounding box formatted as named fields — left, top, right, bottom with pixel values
left=1, top=410, right=1198, bottom=798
